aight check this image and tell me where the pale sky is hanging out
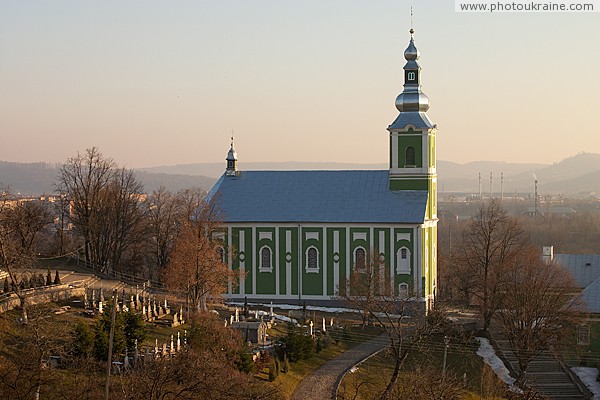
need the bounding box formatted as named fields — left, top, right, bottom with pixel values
left=1, top=1, right=598, bottom=168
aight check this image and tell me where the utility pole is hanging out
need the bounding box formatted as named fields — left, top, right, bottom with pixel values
left=478, top=172, right=481, bottom=199
left=105, top=289, right=117, bottom=400
left=442, top=335, right=450, bottom=379
left=500, top=172, right=504, bottom=201
left=490, top=172, right=493, bottom=199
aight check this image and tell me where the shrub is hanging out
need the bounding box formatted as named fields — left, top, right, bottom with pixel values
left=281, top=324, right=314, bottom=362
left=46, top=269, right=52, bottom=285
left=3, top=278, right=8, bottom=293
left=54, top=270, right=61, bottom=285
left=73, top=320, right=95, bottom=358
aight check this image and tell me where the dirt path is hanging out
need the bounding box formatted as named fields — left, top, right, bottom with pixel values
left=291, top=333, right=389, bottom=400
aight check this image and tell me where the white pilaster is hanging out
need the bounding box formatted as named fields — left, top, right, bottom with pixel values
left=346, top=228, right=350, bottom=295
left=392, top=134, right=398, bottom=169
left=239, top=229, right=245, bottom=295
left=323, top=228, right=327, bottom=296
left=415, top=226, right=422, bottom=297
left=390, top=228, right=394, bottom=294
left=275, top=227, right=279, bottom=296
left=378, top=229, right=385, bottom=293
left=252, top=227, right=256, bottom=295
left=228, top=226, right=232, bottom=294
left=286, top=230, right=292, bottom=295
left=333, top=230, right=339, bottom=295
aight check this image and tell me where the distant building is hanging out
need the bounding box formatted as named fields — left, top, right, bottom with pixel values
left=207, top=30, right=438, bottom=308
left=545, top=246, right=600, bottom=313
left=525, top=207, right=576, bottom=218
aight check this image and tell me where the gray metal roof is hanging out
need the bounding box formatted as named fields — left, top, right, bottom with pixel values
left=207, top=170, right=428, bottom=224
left=581, top=277, right=600, bottom=313
left=554, top=254, right=600, bottom=288
left=388, top=111, right=434, bottom=130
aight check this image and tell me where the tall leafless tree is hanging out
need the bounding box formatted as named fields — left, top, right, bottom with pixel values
left=453, top=199, right=527, bottom=332
left=57, top=148, right=146, bottom=274
left=495, top=247, right=584, bottom=386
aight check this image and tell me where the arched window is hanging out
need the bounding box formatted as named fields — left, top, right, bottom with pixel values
left=306, top=246, right=319, bottom=273
left=216, top=246, right=225, bottom=263
left=259, top=246, right=272, bottom=272
left=405, top=146, right=416, bottom=166
left=396, top=247, right=410, bottom=274
left=354, top=247, right=366, bottom=271
left=399, top=283, right=409, bottom=299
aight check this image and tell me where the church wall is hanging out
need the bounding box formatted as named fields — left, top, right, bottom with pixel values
left=225, top=223, right=426, bottom=300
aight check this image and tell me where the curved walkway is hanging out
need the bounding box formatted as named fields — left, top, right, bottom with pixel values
left=291, top=333, right=389, bottom=400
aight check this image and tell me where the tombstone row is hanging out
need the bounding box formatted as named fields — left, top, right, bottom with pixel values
left=83, top=286, right=185, bottom=327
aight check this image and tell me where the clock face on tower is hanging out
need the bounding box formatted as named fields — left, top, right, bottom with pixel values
left=405, top=70, right=418, bottom=84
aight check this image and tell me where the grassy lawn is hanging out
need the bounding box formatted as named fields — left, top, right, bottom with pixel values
left=263, top=324, right=384, bottom=400
left=338, top=333, right=508, bottom=400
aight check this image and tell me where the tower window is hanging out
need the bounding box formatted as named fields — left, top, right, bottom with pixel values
left=405, top=147, right=416, bottom=166
left=407, top=71, right=416, bottom=81
left=259, top=246, right=272, bottom=272
left=306, top=246, right=319, bottom=273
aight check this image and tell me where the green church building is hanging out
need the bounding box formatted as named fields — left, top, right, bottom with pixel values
left=207, top=30, right=437, bottom=308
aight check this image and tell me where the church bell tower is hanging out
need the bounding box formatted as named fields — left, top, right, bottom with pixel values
left=388, top=29, right=437, bottom=221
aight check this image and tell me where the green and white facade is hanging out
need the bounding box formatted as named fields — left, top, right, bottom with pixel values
left=208, top=30, right=438, bottom=307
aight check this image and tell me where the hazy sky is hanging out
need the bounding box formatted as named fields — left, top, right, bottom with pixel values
left=1, top=1, right=598, bottom=168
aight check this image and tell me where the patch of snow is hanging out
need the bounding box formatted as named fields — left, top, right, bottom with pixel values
left=272, top=314, right=298, bottom=325
left=572, top=367, right=600, bottom=399
left=228, top=301, right=357, bottom=314
left=476, top=337, right=522, bottom=393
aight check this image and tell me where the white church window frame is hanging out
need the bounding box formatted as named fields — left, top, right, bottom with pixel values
left=259, top=245, right=273, bottom=273
left=305, top=246, right=319, bottom=273
left=399, top=283, right=409, bottom=299
left=407, top=71, right=416, bottom=81
left=396, top=246, right=411, bottom=274
left=354, top=246, right=367, bottom=272
left=216, top=246, right=226, bottom=263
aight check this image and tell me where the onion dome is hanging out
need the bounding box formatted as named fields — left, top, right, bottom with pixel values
left=395, top=29, right=430, bottom=113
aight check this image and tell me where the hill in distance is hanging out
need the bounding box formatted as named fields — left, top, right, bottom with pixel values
left=3, top=152, right=600, bottom=197
left=0, top=161, right=216, bottom=196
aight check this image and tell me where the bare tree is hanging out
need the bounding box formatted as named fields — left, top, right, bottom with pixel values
left=453, top=199, right=527, bottom=332
left=342, top=262, right=446, bottom=400
left=57, top=148, right=146, bottom=273
left=0, top=188, right=51, bottom=323
left=342, top=250, right=389, bottom=330
left=165, top=201, right=233, bottom=311
left=495, top=247, right=584, bottom=386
